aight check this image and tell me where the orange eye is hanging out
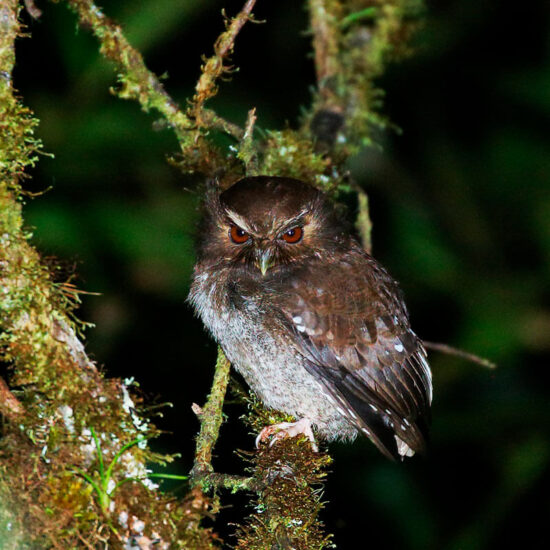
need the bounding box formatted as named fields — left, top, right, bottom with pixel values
left=282, top=226, right=303, bottom=244
left=230, top=225, right=250, bottom=244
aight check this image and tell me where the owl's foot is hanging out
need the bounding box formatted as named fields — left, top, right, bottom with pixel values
left=255, top=418, right=318, bottom=452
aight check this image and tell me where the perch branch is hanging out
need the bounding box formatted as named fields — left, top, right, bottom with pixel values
left=191, top=348, right=232, bottom=486
left=235, top=438, right=334, bottom=549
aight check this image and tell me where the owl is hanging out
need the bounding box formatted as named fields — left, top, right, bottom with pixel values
left=188, top=176, right=432, bottom=460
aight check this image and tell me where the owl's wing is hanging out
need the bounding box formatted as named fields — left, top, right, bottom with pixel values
left=273, top=252, right=432, bottom=461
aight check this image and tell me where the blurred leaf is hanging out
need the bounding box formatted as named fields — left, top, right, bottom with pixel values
left=390, top=201, right=460, bottom=290
left=26, top=200, right=94, bottom=256
left=93, top=196, right=197, bottom=297
left=365, top=464, right=437, bottom=549
left=500, top=69, right=550, bottom=116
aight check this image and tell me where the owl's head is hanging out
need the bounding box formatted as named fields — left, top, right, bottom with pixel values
left=197, top=176, right=347, bottom=275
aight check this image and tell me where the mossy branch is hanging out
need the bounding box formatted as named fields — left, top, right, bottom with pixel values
left=235, top=440, right=334, bottom=550
left=189, top=0, right=258, bottom=128
left=306, top=0, right=423, bottom=153
left=1, top=0, right=426, bottom=547
left=1, top=2, right=217, bottom=547
left=63, top=0, right=244, bottom=156
left=191, top=348, right=232, bottom=483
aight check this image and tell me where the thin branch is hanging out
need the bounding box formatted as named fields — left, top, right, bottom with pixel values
left=190, top=349, right=265, bottom=495
left=309, top=0, right=341, bottom=105
left=193, top=472, right=263, bottom=493
left=189, top=0, right=258, bottom=127
left=191, top=348, right=232, bottom=484
left=63, top=0, right=243, bottom=147
left=423, top=341, right=497, bottom=369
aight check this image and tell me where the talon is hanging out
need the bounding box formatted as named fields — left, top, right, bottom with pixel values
left=255, top=418, right=318, bottom=452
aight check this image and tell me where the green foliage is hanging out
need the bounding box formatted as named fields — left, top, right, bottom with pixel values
left=72, top=428, right=150, bottom=526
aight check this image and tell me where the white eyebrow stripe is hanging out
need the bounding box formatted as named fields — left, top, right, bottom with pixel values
left=277, top=214, right=308, bottom=233
left=224, top=206, right=312, bottom=238
left=224, top=209, right=254, bottom=233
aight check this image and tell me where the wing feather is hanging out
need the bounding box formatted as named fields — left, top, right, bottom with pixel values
left=272, top=248, right=432, bottom=460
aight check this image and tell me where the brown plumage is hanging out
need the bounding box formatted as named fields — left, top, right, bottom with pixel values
left=189, top=176, right=432, bottom=460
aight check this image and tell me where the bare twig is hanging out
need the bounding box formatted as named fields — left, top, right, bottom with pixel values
left=423, top=341, right=497, bottom=369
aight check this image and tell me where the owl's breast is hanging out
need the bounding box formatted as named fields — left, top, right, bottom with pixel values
left=188, top=266, right=356, bottom=440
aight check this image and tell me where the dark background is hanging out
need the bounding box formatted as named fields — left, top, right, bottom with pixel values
left=13, top=0, right=550, bottom=548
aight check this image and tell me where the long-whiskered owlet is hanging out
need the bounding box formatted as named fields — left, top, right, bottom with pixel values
left=189, top=176, right=432, bottom=460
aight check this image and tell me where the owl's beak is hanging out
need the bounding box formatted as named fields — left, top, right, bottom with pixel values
left=256, top=249, right=274, bottom=276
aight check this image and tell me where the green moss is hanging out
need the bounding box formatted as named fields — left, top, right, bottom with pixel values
left=260, top=130, right=333, bottom=186
left=1, top=0, right=425, bottom=546
left=235, top=437, right=334, bottom=550
left=305, top=0, right=423, bottom=155
left=229, top=387, right=334, bottom=549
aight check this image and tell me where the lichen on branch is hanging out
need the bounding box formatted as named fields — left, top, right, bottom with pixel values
left=0, top=2, right=217, bottom=547
left=235, top=439, right=334, bottom=550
